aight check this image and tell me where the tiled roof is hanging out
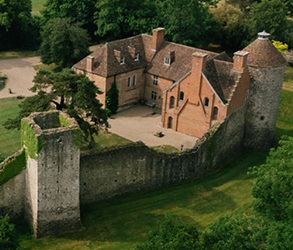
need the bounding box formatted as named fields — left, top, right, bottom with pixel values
left=243, top=38, right=287, bottom=67
left=203, top=52, right=236, bottom=103
left=147, top=41, right=218, bottom=81
left=74, top=35, right=148, bottom=77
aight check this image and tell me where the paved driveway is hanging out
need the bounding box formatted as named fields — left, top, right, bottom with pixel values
left=109, top=105, right=198, bottom=150
left=0, top=57, right=40, bottom=98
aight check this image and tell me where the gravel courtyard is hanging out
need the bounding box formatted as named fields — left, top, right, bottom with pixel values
left=109, top=105, right=198, bottom=150
left=0, top=57, right=40, bottom=98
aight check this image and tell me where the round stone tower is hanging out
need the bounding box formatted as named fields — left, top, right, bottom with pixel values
left=243, top=31, right=287, bottom=150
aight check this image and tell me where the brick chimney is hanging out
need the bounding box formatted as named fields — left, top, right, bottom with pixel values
left=152, top=28, right=165, bottom=51
left=233, top=51, right=249, bottom=72
left=190, top=52, right=208, bottom=104
left=86, top=56, right=94, bottom=72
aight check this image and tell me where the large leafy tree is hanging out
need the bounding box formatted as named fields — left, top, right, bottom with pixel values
left=211, top=3, right=246, bottom=50
left=158, top=0, right=216, bottom=47
left=41, top=0, right=96, bottom=39
left=4, top=69, right=108, bottom=141
left=94, top=0, right=159, bottom=41
left=39, top=18, right=90, bottom=69
left=247, top=0, right=288, bottom=42
left=0, top=0, right=40, bottom=50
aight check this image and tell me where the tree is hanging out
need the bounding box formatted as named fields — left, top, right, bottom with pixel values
left=158, top=0, right=216, bottom=47
left=0, top=215, right=20, bottom=250
left=94, top=0, right=159, bottom=41
left=211, top=3, right=247, bottom=50
left=247, top=0, right=288, bottom=43
left=135, top=217, right=201, bottom=250
left=106, top=82, right=119, bottom=115
left=39, top=18, right=90, bottom=69
left=0, top=0, right=40, bottom=50
left=4, top=69, right=108, bottom=141
left=41, top=0, right=96, bottom=39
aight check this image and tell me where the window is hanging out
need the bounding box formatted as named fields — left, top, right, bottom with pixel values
left=134, top=53, right=139, bottom=61
left=151, top=91, right=157, bottom=100
left=164, top=57, right=170, bottom=65
left=169, top=96, right=175, bottom=109
left=153, top=75, right=158, bottom=86
left=204, top=97, right=209, bottom=107
left=133, top=75, right=136, bottom=86
left=168, top=117, right=173, bottom=129
left=120, top=56, right=125, bottom=65
left=179, top=91, right=184, bottom=101
left=127, top=77, right=131, bottom=87
left=213, top=107, right=218, bottom=120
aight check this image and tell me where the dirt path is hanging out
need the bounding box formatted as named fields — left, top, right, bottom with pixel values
left=0, top=57, right=40, bottom=99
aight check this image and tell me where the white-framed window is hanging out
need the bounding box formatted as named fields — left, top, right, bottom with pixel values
left=151, top=91, right=157, bottom=100
left=127, top=77, right=131, bottom=87
left=179, top=91, right=184, bottom=101
left=133, top=75, right=136, bottom=86
left=153, top=75, right=158, bottom=86
left=134, top=53, right=139, bottom=61
left=204, top=97, right=209, bottom=107
left=164, top=57, right=170, bottom=65
left=120, top=56, right=125, bottom=65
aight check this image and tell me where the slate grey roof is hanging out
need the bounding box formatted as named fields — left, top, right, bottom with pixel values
left=203, top=52, right=237, bottom=103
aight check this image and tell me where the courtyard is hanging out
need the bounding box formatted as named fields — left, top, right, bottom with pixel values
left=109, top=105, right=198, bottom=149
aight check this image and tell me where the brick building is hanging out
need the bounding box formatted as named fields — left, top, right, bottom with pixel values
left=73, top=28, right=277, bottom=138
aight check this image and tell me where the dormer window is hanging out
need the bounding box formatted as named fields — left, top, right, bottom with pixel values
left=120, top=56, right=125, bottom=65
left=164, top=57, right=170, bottom=65
left=134, top=53, right=139, bottom=61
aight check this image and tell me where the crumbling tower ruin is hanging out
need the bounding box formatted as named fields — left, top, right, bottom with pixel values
left=243, top=31, right=287, bottom=150
left=21, top=110, right=81, bottom=237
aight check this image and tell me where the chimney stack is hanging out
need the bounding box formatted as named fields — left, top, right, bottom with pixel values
left=86, top=56, right=94, bottom=72
left=233, top=51, right=249, bottom=72
left=152, top=28, right=165, bottom=51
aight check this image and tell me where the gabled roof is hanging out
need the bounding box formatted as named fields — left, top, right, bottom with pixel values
left=74, top=35, right=148, bottom=77
left=147, top=41, right=217, bottom=81
left=203, top=52, right=237, bottom=103
left=243, top=38, right=287, bottom=68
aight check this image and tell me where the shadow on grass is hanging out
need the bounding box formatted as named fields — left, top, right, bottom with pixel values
left=16, top=150, right=268, bottom=250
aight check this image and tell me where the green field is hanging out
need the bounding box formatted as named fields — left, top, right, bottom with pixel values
left=32, top=0, right=46, bottom=15
left=18, top=151, right=267, bottom=250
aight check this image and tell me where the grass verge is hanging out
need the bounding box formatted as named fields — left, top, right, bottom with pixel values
left=18, top=151, right=267, bottom=250
left=0, top=98, right=22, bottom=159
left=32, top=0, right=46, bottom=15
left=0, top=50, right=39, bottom=60
left=152, top=145, right=179, bottom=153
left=283, top=66, right=293, bottom=91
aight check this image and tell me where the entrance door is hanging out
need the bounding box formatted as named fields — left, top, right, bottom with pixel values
left=168, top=116, right=173, bottom=129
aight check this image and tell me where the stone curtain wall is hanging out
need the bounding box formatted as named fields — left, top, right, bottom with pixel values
left=80, top=105, right=247, bottom=204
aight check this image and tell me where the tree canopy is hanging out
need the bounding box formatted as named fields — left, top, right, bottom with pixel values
left=158, top=0, right=216, bottom=47
left=41, top=0, right=96, bottom=39
left=39, top=18, right=90, bottom=69
left=0, top=0, right=40, bottom=50
left=4, top=69, right=108, bottom=141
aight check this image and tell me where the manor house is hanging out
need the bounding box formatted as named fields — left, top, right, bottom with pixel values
left=73, top=28, right=283, bottom=138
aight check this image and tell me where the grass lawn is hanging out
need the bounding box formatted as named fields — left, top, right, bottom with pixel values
left=18, top=151, right=267, bottom=250
left=32, top=0, right=46, bottom=15
left=0, top=50, right=39, bottom=60
left=0, top=98, right=22, bottom=159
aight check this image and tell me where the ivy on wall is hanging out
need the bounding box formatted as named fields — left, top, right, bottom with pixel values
left=0, top=150, right=26, bottom=186
left=21, top=120, right=42, bottom=160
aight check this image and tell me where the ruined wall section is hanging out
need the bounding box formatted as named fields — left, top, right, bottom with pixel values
left=244, top=66, right=285, bottom=150
left=80, top=105, right=246, bottom=204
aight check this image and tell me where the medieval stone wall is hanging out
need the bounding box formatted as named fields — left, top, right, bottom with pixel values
left=80, top=105, right=246, bottom=204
